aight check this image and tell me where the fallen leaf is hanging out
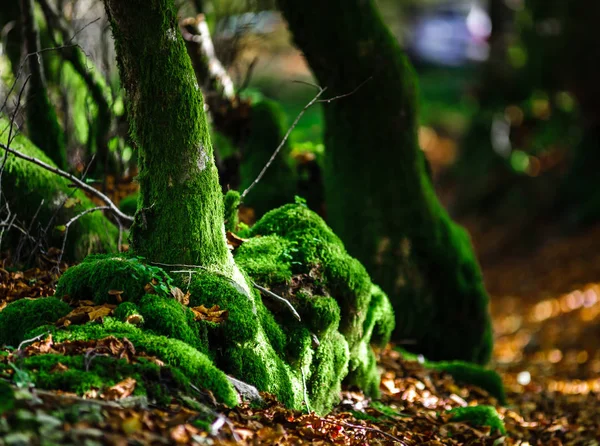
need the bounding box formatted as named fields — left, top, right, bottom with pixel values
left=190, top=304, right=229, bottom=323
left=105, top=377, right=137, bottom=400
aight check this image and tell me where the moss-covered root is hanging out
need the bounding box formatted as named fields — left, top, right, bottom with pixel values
left=277, top=0, right=492, bottom=364
left=238, top=97, right=297, bottom=217
left=0, top=117, right=118, bottom=261
left=448, top=405, right=506, bottom=435
left=235, top=203, right=395, bottom=399
left=0, top=297, right=70, bottom=347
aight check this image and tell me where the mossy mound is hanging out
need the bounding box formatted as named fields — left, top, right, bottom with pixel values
left=55, top=254, right=166, bottom=304
left=0, top=354, right=186, bottom=405
left=0, top=116, right=118, bottom=261
left=235, top=203, right=395, bottom=397
left=0, top=297, right=70, bottom=348
left=448, top=405, right=506, bottom=435
left=2, top=203, right=394, bottom=415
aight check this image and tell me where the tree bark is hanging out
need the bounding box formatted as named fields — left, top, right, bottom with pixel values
left=278, top=0, right=492, bottom=363
left=20, top=0, right=67, bottom=169
left=103, top=0, right=233, bottom=273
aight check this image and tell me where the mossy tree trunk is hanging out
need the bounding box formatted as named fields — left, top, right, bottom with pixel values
left=103, top=0, right=234, bottom=275
left=20, top=0, right=67, bottom=169
left=278, top=0, right=492, bottom=363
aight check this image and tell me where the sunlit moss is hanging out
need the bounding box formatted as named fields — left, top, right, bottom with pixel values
left=448, top=405, right=506, bottom=434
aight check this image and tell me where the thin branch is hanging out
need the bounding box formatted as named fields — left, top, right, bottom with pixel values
left=322, top=418, right=406, bottom=445
left=252, top=281, right=301, bottom=321
left=317, top=76, right=373, bottom=104
left=56, top=206, right=110, bottom=268
left=0, top=142, right=133, bottom=222
left=240, top=86, right=327, bottom=202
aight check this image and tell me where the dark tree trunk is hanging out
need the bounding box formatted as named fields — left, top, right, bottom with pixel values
left=278, top=0, right=492, bottom=363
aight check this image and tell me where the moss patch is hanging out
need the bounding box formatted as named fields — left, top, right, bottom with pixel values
left=0, top=116, right=118, bottom=262
left=448, top=405, right=506, bottom=435
left=236, top=203, right=395, bottom=399
left=0, top=298, right=70, bottom=348
left=398, top=348, right=506, bottom=404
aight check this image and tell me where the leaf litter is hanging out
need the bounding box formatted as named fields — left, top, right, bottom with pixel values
left=2, top=225, right=600, bottom=443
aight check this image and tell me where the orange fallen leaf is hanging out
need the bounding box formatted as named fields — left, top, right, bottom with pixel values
left=190, top=304, right=229, bottom=323
left=105, top=377, right=137, bottom=400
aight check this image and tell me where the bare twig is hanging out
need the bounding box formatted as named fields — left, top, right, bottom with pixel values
left=240, top=76, right=372, bottom=203
left=56, top=206, right=110, bottom=268
left=239, top=86, right=327, bottom=202
left=0, top=142, right=133, bottom=222
left=322, top=418, right=406, bottom=445
left=252, top=281, right=301, bottom=321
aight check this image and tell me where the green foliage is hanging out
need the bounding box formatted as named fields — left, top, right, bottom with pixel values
left=448, top=405, right=506, bottom=435
left=0, top=298, right=70, bottom=347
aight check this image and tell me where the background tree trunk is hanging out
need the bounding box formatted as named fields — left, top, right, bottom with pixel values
left=20, top=0, right=66, bottom=169
left=278, top=0, right=492, bottom=363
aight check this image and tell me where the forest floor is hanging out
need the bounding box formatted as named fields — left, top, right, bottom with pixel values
left=2, top=203, right=600, bottom=444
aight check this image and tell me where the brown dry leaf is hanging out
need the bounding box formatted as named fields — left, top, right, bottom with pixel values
left=88, top=305, right=114, bottom=321
left=144, top=282, right=155, bottom=294
left=50, top=362, right=69, bottom=373
left=170, top=287, right=190, bottom=306
left=105, top=377, right=137, bottom=400
left=57, top=304, right=115, bottom=327
left=226, top=231, right=247, bottom=250
left=190, top=304, right=229, bottom=323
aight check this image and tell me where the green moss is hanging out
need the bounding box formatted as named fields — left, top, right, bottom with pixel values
left=0, top=380, right=15, bottom=414
left=430, top=361, right=506, bottom=405
left=138, top=294, right=208, bottom=354
left=4, top=353, right=184, bottom=405
left=397, top=348, right=506, bottom=404
left=55, top=254, right=167, bottom=304
left=234, top=235, right=294, bottom=284
left=119, top=192, right=139, bottom=217
left=0, top=298, right=70, bottom=347
left=0, top=116, right=118, bottom=262
left=236, top=203, right=395, bottom=400
left=223, top=190, right=240, bottom=232
left=105, top=0, right=232, bottom=269
left=37, top=319, right=238, bottom=407
left=448, top=405, right=506, bottom=435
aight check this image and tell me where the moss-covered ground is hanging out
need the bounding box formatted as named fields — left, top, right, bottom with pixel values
left=0, top=202, right=394, bottom=415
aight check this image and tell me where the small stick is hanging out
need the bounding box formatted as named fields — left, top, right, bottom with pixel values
left=252, top=281, right=301, bottom=321
left=0, top=142, right=133, bottom=222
